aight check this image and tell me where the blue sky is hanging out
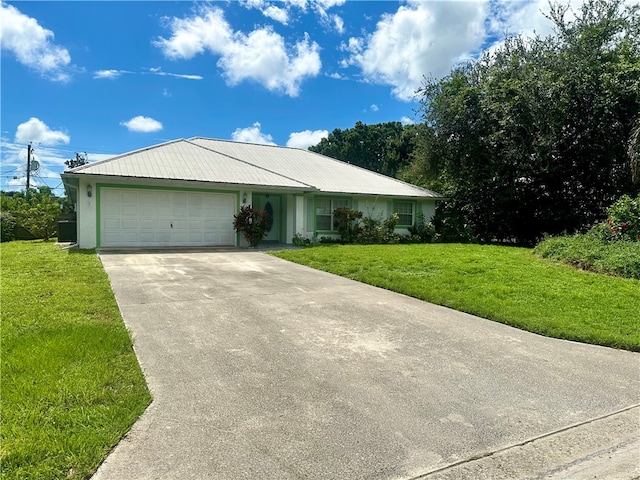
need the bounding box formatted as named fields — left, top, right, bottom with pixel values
left=2, top=0, right=634, bottom=195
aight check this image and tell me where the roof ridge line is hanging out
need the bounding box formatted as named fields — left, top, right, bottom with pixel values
left=66, top=138, right=186, bottom=173
left=185, top=138, right=317, bottom=190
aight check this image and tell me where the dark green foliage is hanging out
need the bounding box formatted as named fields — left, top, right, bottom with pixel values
left=333, top=207, right=362, bottom=243
left=407, top=212, right=436, bottom=243
left=233, top=205, right=271, bottom=247
left=1, top=211, right=16, bottom=242
left=409, top=0, right=640, bottom=245
left=309, top=121, right=421, bottom=177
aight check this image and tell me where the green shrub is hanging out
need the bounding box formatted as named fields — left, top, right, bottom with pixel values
left=359, top=214, right=401, bottom=244
left=1, top=211, right=16, bottom=242
left=606, top=194, right=640, bottom=242
left=291, top=233, right=310, bottom=246
left=333, top=207, right=363, bottom=243
left=407, top=212, right=436, bottom=243
left=534, top=235, right=640, bottom=279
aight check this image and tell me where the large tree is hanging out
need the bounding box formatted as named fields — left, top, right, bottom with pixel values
left=309, top=121, right=421, bottom=177
left=408, top=0, right=640, bottom=244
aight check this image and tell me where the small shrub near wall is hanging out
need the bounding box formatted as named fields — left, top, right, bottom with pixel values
left=408, top=212, right=436, bottom=243
left=333, top=207, right=363, bottom=243
left=233, top=205, right=271, bottom=247
left=329, top=208, right=435, bottom=245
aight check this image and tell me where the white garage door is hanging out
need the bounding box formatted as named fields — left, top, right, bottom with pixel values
left=100, top=188, right=236, bottom=247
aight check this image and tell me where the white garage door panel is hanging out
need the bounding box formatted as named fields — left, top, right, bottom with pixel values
left=101, top=188, right=236, bottom=247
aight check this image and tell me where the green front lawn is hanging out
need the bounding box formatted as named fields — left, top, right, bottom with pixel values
left=271, top=244, right=640, bottom=351
left=1, top=241, right=151, bottom=480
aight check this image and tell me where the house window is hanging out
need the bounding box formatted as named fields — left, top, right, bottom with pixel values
left=316, top=198, right=349, bottom=231
left=394, top=201, right=415, bottom=226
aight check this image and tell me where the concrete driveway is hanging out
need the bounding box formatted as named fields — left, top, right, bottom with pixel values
left=93, top=250, right=639, bottom=480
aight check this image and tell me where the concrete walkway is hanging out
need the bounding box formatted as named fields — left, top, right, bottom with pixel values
left=93, top=250, right=639, bottom=479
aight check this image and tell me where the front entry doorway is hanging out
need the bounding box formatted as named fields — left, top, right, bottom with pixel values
left=252, top=193, right=281, bottom=242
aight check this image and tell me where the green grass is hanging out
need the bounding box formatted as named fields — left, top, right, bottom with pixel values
left=534, top=234, right=640, bottom=279
left=1, top=241, right=151, bottom=480
left=271, top=244, right=640, bottom=351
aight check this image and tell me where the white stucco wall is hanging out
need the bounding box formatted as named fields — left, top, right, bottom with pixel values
left=77, top=177, right=98, bottom=249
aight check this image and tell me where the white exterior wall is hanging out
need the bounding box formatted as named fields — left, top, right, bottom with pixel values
left=295, top=195, right=305, bottom=238
left=420, top=200, right=436, bottom=223
left=77, top=177, right=98, bottom=249
left=355, top=197, right=390, bottom=222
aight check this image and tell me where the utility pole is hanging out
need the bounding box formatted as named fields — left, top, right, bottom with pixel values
left=26, top=142, right=32, bottom=195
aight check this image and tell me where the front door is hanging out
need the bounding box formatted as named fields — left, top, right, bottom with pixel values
left=253, top=194, right=280, bottom=242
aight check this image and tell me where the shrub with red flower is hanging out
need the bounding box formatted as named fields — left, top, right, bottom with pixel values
left=604, top=194, right=640, bottom=242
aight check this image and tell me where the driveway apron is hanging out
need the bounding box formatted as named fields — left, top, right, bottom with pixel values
left=93, top=250, right=639, bottom=480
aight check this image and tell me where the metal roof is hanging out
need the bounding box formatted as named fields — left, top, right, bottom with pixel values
left=189, top=137, right=441, bottom=198
left=66, top=139, right=311, bottom=189
left=64, top=137, right=442, bottom=198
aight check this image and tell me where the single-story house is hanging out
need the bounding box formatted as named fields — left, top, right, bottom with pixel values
left=61, top=137, right=443, bottom=249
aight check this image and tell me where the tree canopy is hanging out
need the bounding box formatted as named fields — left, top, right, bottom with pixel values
left=309, top=121, right=422, bottom=178
left=405, top=0, right=640, bottom=244
left=1, top=187, right=65, bottom=241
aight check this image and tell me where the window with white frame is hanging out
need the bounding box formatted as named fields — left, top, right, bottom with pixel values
left=315, top=198, right=349, bottom=231
left=394, top=201, right=415, bottom=226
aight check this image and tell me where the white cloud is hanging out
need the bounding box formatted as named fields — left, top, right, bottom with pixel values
left=239, top=0, right=288, bottom=23
left=315, top=0, right=345, bottom=9
left=156, top=6, right=321, bottom=96
left=0, top=3, right=71, bottom=81
left=120, top=116, right=163, bottom=133
left=370, top=104, right=379, bottom=112
left=286, top=129, right=328, bottom=149
left=345, top=0, right=488, bottom=101
left=332, top=15, right=345, bottom=34
left=94, top=67, right=202, bottom=80
left=94, top=69, right=130, bottom=79
left=15, top=118, right=70, bottom=145
left=237, top=0, right=344, bottom=32
left=147, top=66, right=203, bottom=80
left=328, top=72, right=347, bottom=80
left=263, top=5, right=290, bottom=24
left=231, top=122, right=276, bottom=145
left=400, top=116, right=415, bottom=126
left=313, top=0, right=346, bottom=33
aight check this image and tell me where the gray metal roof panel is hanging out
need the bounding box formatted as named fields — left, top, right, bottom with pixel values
left=66, top=139, right=311, bottom=189
left=189, top=137, right=442, bottom=198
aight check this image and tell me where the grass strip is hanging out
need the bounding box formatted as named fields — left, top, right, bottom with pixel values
left=1, top=241, right=151, bottom=480
left=271, top=244, right=640, bottom=351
